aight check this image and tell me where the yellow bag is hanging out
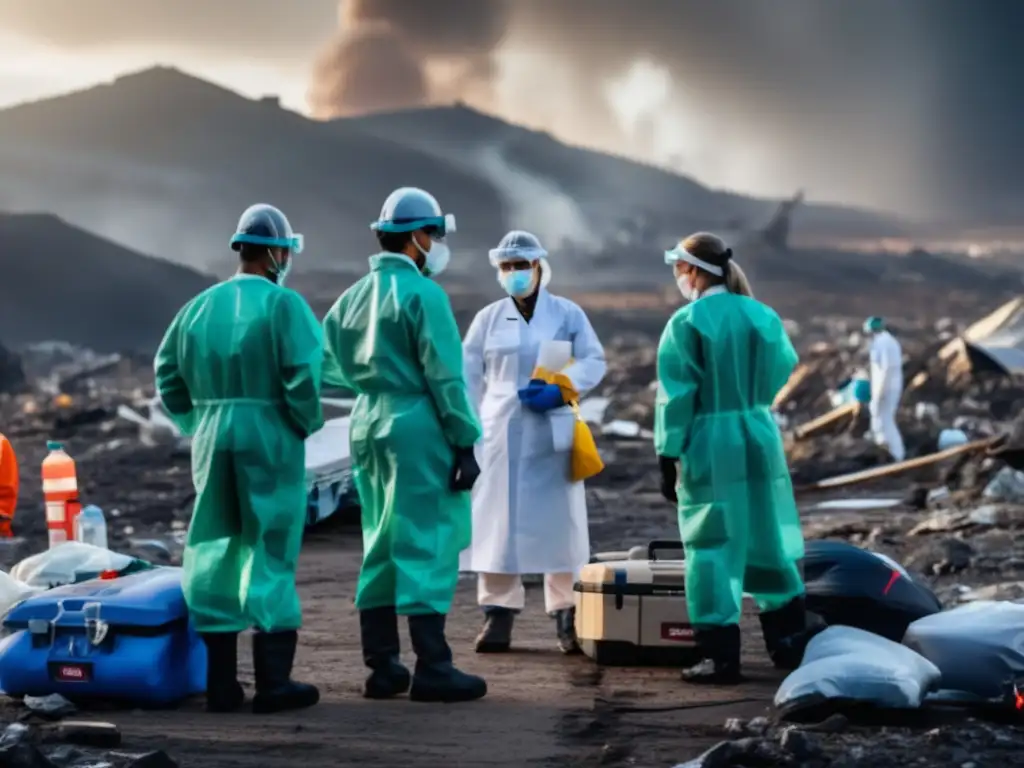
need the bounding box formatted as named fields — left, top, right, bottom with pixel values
left=532, top=365, right=605, bottom=483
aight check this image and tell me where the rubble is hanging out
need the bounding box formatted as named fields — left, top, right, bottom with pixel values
left=1, top=348, right=192, bottom=567
left=676, top=718, right=1024, bottom=768
left=0, top=719, right=176, bottom=768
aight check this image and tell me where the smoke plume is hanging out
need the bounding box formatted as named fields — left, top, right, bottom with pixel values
left=1, top=0, right=1021, bottom=219
left=309, top=0, right=512, bottom=117
left=308, top=0, right=1024, bottom=220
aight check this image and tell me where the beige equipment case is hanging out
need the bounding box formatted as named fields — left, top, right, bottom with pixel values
left=574, top=539, right=754, bottom=666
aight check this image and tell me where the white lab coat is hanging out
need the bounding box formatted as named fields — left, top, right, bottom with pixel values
left=868, top=330, right=906, bottom=461
left=460, top=289, right=607, bottom=575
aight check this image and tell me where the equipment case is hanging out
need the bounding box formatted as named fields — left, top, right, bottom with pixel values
left=574, top=540, right=755, bottom=666
left=0, top=567, right=206, bottom=707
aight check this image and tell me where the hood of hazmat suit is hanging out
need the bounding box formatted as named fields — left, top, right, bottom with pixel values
left=321, top=253, right=481, bottom=615
left=655, top=290, right=804, bottom=627
left=154, top=274, right=324, bottom=632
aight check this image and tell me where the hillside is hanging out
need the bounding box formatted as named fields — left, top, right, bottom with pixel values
left=0, top=67, right=908, bottom=285
left=0, top=213, right=214, bottom=352
left=0, top=68, right=504, bottom=273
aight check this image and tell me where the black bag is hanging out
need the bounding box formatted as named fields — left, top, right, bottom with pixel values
left=803, top=540, right=942, bottom=642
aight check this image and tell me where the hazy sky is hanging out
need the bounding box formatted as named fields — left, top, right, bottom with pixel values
left=0, top=0, right=1020, bottom=220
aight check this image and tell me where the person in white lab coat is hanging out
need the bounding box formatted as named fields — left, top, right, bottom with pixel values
left=461, top=231, right=607, bottom=655
left=864, top=316, right=906, bottom=461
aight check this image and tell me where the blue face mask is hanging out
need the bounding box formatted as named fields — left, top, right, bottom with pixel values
left=499, top=268, right=535, bottom=298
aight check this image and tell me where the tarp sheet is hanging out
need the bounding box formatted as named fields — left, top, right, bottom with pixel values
left=940, top=297, right=1024, bottom=374
left=304, top=416, right=351, bottom=491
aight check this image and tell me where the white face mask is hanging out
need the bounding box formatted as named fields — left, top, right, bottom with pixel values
left=270, top=249, right=291, bottom=287
left=414, top=236, right=450, bottom=277
left=676, top=274, right=697, bottom=301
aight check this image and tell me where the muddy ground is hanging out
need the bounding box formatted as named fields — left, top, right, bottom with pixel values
left=1, top=531, right=782, bottom=768
left=6, top=499, right=1024, bottom=768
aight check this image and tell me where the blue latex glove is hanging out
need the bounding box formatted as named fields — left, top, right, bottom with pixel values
left=517, top=378, right=565, bottom=413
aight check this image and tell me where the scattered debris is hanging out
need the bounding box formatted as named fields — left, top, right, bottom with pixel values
left=0, top=720, right=169, bottom=768
left=23, top=695, right=75, bottom=720
left=798, top=438, right=996, bottom=493
left=674, top=719, right=1024, bottom=768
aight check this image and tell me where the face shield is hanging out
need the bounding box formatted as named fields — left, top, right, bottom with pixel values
left=230, top=232, right=304, bottom=254
left=372, top=214, right=456, bottom=239
left=664, top=246, right=724, bottom=276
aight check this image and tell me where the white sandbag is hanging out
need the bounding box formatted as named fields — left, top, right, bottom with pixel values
left=775, top=626, right=940, bottom=714
left=0, top=571, right=41, bottom=617
left=9, top=542, right=138, bottom=589
left=904, top=601, right=1024, bottom=700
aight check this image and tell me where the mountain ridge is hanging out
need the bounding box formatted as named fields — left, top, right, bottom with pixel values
left=0, top=211, right=214, bottom=352
left=0, top=66, right=909, bottom=283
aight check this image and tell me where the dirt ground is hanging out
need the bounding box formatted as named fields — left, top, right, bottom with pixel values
left=28, top=530, right=781, bottom=768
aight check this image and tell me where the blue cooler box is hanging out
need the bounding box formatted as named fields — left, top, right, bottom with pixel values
left=0, top=567, right=206, bottom=707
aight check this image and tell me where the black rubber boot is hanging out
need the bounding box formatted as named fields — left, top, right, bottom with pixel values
left=759, top=595, right=825, bottom=670
left=200, top=632, right=245, bottom=713
left=360, top=606, right=411, bottom=699
left=474, top=608, right=515, bottom=653
left=251, top=631, right=320, bottom=714
left=681, top=625, right=743, bottom=685
left=553, top=608, right=582, bottom=655
left=408, top=613, right=487, bottom=703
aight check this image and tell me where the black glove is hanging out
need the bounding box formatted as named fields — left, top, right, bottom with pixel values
left=659, top=456, right=678, bottom=504
left=450, top=446, right=481, bottom=492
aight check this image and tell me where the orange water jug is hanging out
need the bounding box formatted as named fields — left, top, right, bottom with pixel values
left=0, top=433, right=18, bottom=537
left=41, top=441, right=79, bottom=548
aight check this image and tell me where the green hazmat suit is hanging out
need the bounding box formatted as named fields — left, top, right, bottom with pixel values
left=322, top=253, right=481, bottom=616
left=655, top=288, right=804, bottom=628
left=154, top=274, right=324, bottom=633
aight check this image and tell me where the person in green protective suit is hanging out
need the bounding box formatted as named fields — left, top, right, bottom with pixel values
left=322, top=187, right=487, bottom=704
left=656, top=232, right=821, bottom=685
left=155, top=204, right=325, bottom=714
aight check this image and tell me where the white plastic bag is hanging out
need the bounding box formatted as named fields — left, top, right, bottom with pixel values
left=10, top=542, right=137, bottom=589
left=775, top=626, right=940, bottom=715
left=0, top=571, right=41, bottom=617
left=904, top=601, right=1024, bottom=700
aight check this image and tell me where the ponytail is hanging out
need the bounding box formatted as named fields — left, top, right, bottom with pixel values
left=724, top=261, right=753, bottom=297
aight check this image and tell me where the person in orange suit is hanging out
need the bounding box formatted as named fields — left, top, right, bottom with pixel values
left=0, top=433, right=18, bottom=537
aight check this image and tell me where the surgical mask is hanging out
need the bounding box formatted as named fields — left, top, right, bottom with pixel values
left=414, top=236, right=450, bottom=277
left=676, top=274, right=697, bottom=301
left=269, top=249, right=291, bottom=287
left=499, top=268, right=536, bottom=298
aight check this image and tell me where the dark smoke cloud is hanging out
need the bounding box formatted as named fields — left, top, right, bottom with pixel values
left=1, top=0, right=1021, bottom=220
left=309, top=0, right=511, bottom=115
left=310, top=0, right=1024, bottom=220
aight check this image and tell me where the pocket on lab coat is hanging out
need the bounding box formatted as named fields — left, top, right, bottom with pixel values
left=484, top=328, right=522, bottom=389
left=550, top=407, right=576, bottom=453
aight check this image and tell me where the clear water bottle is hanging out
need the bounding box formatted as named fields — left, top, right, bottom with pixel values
left=76, top=504, right=108, bottom=549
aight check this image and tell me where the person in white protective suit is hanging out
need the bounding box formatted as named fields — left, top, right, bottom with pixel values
left=864, top=316, right=905, bottom=461
left=461, top=230, right=607, bottom=655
